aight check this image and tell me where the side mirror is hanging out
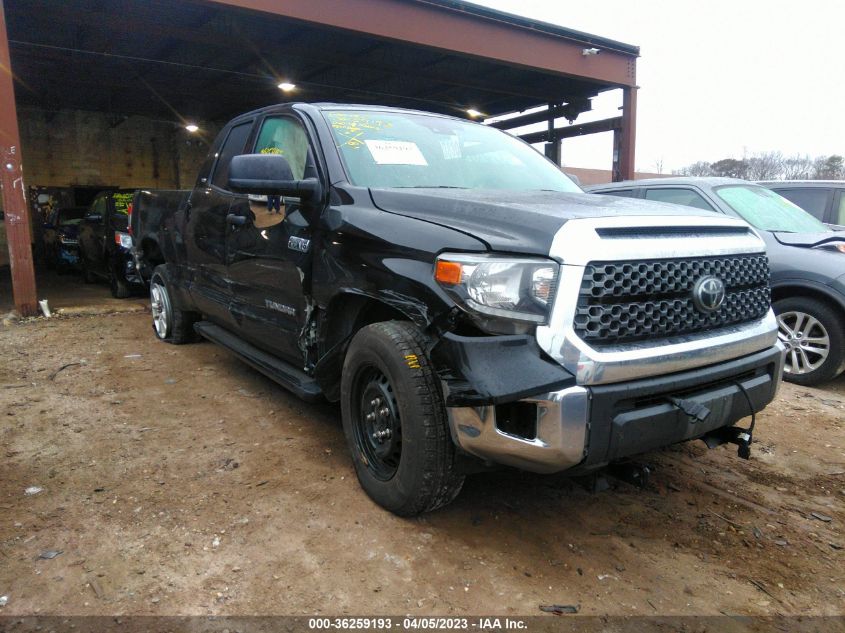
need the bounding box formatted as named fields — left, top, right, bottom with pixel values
left=228, top=154, right=322, bottom=202
left=85, top=214, right=103, bottom=224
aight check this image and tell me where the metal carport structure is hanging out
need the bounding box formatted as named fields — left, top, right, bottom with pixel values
left=0, top=0, right=639, bottom=315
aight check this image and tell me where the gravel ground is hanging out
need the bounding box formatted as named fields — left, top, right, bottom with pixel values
left=0, top=311, right=843, bottom=618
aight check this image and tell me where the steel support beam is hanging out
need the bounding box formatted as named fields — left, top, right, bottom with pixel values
left=616, top=86, right=637, bottom=181
left=518, top=116, right=622, bottom=145
left=0, top=0, right=37, bottom=316
left=209, top=0, right=638, bottom=87
left=543, top=103, right=561, bottom=165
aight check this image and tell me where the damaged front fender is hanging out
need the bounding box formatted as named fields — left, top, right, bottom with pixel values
left=431, top=332, right=575, bottom=407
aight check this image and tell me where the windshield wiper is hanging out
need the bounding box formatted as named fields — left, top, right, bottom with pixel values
left=393, top=185, right=469, bottom=189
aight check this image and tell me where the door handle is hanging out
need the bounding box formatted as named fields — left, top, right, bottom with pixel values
left=226, top=213, right=247, bottom=226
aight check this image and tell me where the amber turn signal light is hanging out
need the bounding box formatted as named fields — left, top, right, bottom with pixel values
left=435, top=260, right=463, bottom=285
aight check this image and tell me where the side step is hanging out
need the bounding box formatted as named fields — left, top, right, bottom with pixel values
left=194, top=321, right=323, bottom=402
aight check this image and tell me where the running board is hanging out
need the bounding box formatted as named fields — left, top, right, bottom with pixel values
left=193, top=321, right=323, bottom=402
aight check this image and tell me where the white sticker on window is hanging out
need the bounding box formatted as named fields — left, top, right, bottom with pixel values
left=365, top=140, right=428, bottom=166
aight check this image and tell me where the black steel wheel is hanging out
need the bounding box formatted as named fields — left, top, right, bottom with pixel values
left=341, top=321, right=464, bottom=516
left=351, top=365, right=403, bottom=481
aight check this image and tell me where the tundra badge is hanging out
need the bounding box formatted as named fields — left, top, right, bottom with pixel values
left=288, top=236, right=310, bottom=253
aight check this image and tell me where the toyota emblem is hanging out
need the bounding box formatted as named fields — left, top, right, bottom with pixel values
left=692, top=276, right=726, bottom=313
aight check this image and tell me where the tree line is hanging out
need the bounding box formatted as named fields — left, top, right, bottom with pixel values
left=673, top=153, right=844, bottom=181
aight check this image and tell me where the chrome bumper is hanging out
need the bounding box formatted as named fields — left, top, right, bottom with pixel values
left=447, top=386, right=590, bottom=474
left=447, top=343, right=785, bottom=474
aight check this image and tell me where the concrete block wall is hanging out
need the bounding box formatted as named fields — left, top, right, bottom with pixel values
left=16, top=107, right=220, bottom=190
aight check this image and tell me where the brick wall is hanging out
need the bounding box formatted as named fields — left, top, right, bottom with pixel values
left=16, top=107, right=220, bottom=190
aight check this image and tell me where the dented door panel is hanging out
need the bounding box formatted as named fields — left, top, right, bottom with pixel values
left=225, top=195, right=312, bottom=364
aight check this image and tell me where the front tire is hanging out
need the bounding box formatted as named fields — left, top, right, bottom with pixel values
left=341, top=321, right=464, bottom=516
left=110, top=270, right=131, bottom=298
left=774, top=297, right=845, bottom=386
left=80, top=257, right=96, bottom=284
left=149, top=269, right=198, bottom=344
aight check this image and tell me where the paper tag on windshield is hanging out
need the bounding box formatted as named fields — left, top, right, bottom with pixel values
left=365, top=140, right=428, bottom=166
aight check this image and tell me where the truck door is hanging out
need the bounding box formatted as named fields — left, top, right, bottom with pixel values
left=79, top=193, right=109, bottom=275
left=184, top=121, right=253, bottom=326
left=225, top=114, right=316, bottom=364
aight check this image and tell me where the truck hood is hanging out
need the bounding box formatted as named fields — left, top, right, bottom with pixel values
left=369, top=188, right=721, bottom=254
left=773, top=230, right=845, bottom=248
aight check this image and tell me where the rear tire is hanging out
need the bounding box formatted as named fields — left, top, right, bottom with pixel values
left=774, top=296, right=845, bottom=386
left=341, top=321, right=464, bottom=516
left=149, top=269, right=198, bottom=344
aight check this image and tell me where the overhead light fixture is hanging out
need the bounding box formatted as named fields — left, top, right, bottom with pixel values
left=278, top=82, right=297, bottom=92
left=466, top=108, right=483, bottom=118
left=185, top=123, right=199, bottom=133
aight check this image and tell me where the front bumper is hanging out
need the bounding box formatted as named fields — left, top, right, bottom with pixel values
left=116, top=251, right=145, bottom=287
left=447, top=343, right=785, bottom=473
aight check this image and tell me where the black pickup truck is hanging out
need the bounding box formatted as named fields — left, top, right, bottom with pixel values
left=78, top=188, right=144, bottom=297
left=132, top=103, right=784, bottom=515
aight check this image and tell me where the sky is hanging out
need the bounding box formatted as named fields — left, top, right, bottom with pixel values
left=472, top=0, right=845, bottom=173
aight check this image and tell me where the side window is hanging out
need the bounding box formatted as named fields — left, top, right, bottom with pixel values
left=254, top=117, right=310, bottom=179
left=835, top=192, right=845, bottom=225
left=601, top=189, right=636, bottom=198
left=774, top=188, right=830, bottom=221
left=88, top=195, right=107, bottom=222
left=210, top=122, right=253, bottom=189
left=248, top=117, right=313, bottom=229
left=644, top=188, right=715, bottom=211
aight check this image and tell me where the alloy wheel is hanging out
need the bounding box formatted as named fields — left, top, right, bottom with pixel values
left=777, top=310, right=830, bottom=375
left=150, top=282, right=170, bottom=339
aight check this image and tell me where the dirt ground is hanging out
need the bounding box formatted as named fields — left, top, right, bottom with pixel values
left=0, top=309, right=843, bottom=618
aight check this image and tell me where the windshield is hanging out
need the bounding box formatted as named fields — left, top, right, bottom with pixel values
left=111, top=191, right=133, bottom=231
left=322, top=110, right=581, bottom=192
left=57, top=207, right=85, bottom=226
left=715, top=185, right=830, bottom=233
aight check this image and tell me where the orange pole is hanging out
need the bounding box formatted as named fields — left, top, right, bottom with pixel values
left=0, top=0, right=37, bottom=316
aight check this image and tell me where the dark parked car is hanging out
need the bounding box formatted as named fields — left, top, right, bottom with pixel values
left=759, top=180, right=845, bottom=230
left=585, top=177, right=845, bottom=386
left=77, top=189, right=144, bottom=297
left=41, top=206, right=87, bottom=271
left=130, top=104, right=784, bottom=515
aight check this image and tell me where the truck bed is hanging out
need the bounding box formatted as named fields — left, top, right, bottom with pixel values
left=131, top=189, right=190, bottom=281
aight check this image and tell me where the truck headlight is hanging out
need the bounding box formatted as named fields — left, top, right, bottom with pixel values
left=114, top=231, right=133, bottom=249
left=435, top=253, right=559, bottom=325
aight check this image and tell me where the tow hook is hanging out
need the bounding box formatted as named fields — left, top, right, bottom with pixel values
left=702, top=425, right=752, bottom=459
left=701, top=381, right=756, bottom=459
left=574, top=461, right=652, bottom=493
left=607, top=461, right=651, bottom=489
